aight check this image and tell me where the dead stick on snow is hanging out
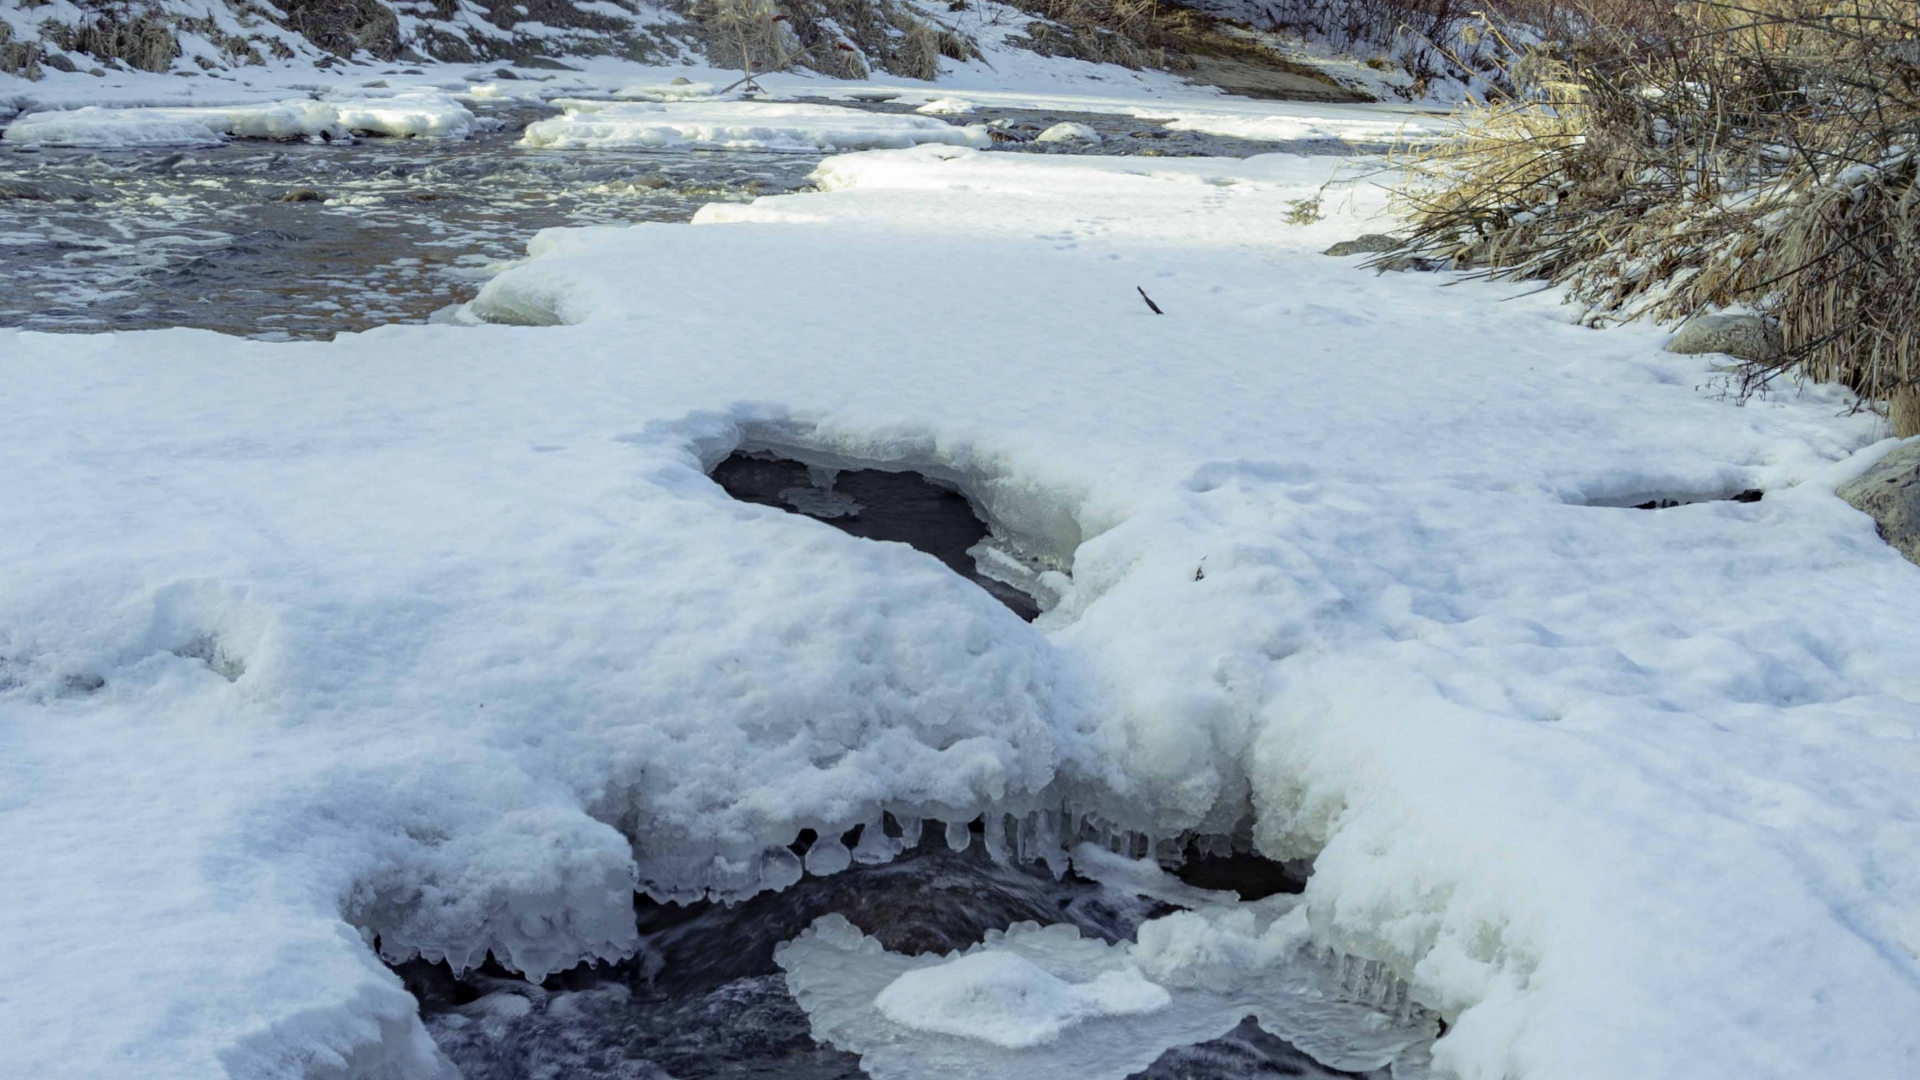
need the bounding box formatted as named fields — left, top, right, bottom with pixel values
left=1137, top=287, right=1163, bottom=314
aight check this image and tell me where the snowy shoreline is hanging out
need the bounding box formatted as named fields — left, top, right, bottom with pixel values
left=6, top=48, right=1920, bottom=1080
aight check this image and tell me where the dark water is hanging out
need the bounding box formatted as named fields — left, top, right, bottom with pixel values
left=710, top=451, right=1046, bottom=620
left=401, top=829, right=1370, bottom=1080
left=0, top=104, right=818, bottom=339
left=0, top=98, right=1335, bottom=341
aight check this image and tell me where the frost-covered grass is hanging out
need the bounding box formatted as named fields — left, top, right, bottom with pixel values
left=4, top=119, right=1920, bottom=1080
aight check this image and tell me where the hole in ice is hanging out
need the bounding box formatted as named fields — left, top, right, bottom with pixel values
left=709, top=451, right=1051, bottom=620
left=397, top=825, right=1172, bottom=1079
left=1585, top=488, right=1764, bottom=510
left=390, top=811, right=1420, bottom=1080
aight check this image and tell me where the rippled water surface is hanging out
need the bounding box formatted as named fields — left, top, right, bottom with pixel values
left=0, top=98, right=1349, bottom=340
left=0, top=105, right=819, bottom=339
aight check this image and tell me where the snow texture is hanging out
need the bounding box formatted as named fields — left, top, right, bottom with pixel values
left=872, top=948, right=1172, bottom=1048
left=1, top=91, right=475, bottom=147
left=520, top=99, right=993, bottom=152
left=3, top=93, right=1919, bottom=1080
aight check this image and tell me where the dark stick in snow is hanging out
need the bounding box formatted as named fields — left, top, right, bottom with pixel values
left=1137, top=286, right=1163, bottom=314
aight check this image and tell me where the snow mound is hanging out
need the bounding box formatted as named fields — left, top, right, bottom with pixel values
left=614, top=81, right=721, bottom=101
left=874, top=949, right=1171, bottom=1048
left=777, top=909, right=1435, bottom=1078
left=0, top=92, right=475, bottom=148
left=916, top=96, right=979, bottom=115
left=1035, top=121, right=1101, bottom=143
left=520, top=100, right=992, bottom=152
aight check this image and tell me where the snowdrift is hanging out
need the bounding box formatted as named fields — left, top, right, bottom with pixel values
left=3, top=144, right=1918, bottom=1080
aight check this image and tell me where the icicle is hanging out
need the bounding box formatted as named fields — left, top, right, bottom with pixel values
left=898, top=816, right=922, bottom=849
left=851, top=819, right=900, bottom=865
left=761, top=846, right=803, bottom=892
left=804, top=836, right=852, bottom=876
left=945, top=819, right=971, bottom=852
left=982, top=813, right=1010, bottom=865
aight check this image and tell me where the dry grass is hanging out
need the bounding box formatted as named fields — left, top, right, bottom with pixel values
left=1389, top=1, right=1920, bottom=431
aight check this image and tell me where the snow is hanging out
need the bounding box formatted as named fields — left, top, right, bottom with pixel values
left=916, top=96, right=979, bottom=115
left=0, top=91, right=476, bottom=147
left=2, top=67, right=1919, bottom=1080
left=872, top=948, right=1172, bottom=1048
left=519, top=99, right=993, bottom=152
left=1035, top=121, right=1101, bottom=143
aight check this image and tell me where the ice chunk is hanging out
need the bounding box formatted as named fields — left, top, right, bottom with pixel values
left=0, top=93, right=475, bottom=148
left=777, top=912, right=1435, bottom=1080
left=520, top=101, right=992, bottom=153
left=1035, top=122, right=1102, bottom=143
left=916, top=97, right=979, bottom=116
left=874, top=950, right=1171, bottom=1048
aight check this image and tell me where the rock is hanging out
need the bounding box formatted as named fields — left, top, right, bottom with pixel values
left=1377, top=254, right=1441, bottom=273
left=88, top=69, right=105, bottom=77
left=671, top=76, right=694, bottom=85
left=513, top=56, right=579, bottom=71
left=42, top=52, right=77, bottom=73
left=1035, top=121, right=1100, bottom=143
left=1322, top=233, right=1402, bottom=257
left=279, top=188, right=327, bottom=203
left=1839, top=441, right=1920, bottom=566
left=1665, top=313, right=1783, bottom=362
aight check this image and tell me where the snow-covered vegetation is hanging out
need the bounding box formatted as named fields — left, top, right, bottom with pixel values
left=1388, top=0, right=1920, bottom=434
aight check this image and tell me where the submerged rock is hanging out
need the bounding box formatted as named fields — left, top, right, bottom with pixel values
left=1839, top=440, right=1920, bottom=565
left=1666, top=314, right=1783, bottom=362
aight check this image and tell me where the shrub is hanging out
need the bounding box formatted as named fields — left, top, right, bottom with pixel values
left=1389, top=2, right=1920, bottom=432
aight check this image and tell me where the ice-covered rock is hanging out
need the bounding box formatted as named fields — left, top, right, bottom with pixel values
left=1035, top=121, right=1101, bottom=143
left=916, top=96, right=979, bottom=115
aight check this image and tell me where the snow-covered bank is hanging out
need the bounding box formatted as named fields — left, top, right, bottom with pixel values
left=4, top=140, right=1919, bottom=1080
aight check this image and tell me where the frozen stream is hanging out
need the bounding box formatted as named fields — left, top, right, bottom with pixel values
left=2, top=99, right=1437, bottom=1078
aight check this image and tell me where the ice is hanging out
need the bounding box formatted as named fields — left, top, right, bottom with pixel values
left=1035, top=121, right=1101, bottom=143
left=776, top=911, right=1435, bottom=1078
left=873, top=950, right=1171, bottom=1048
left=916, top=97, right=979, bottom=115
left=5, top=99, right=1920, bottom=1080
left=519, top=100, right=993, bottom=152
left=0, top=92, right=476, bottom=148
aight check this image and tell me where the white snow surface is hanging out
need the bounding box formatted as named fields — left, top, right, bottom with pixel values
left=872, top=947, right=1172, bottom=1048
left=519, top=99, right=992, bottom=152
left=0, top=91, right=476, bottom=147
left=3, top=132, right=1920, bottom=1080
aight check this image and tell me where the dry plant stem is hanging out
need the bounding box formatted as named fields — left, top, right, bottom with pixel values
left=1389, top=0, right=1920, bottom=416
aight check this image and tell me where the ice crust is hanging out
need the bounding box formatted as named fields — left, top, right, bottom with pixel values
left=0, top=92, right=476, bottom=147
left=776, top=905, right=1435, bottom=1078
left=5, top=135, right=1920, bottom=1079
left=519, top=100, right=993, bottom=152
